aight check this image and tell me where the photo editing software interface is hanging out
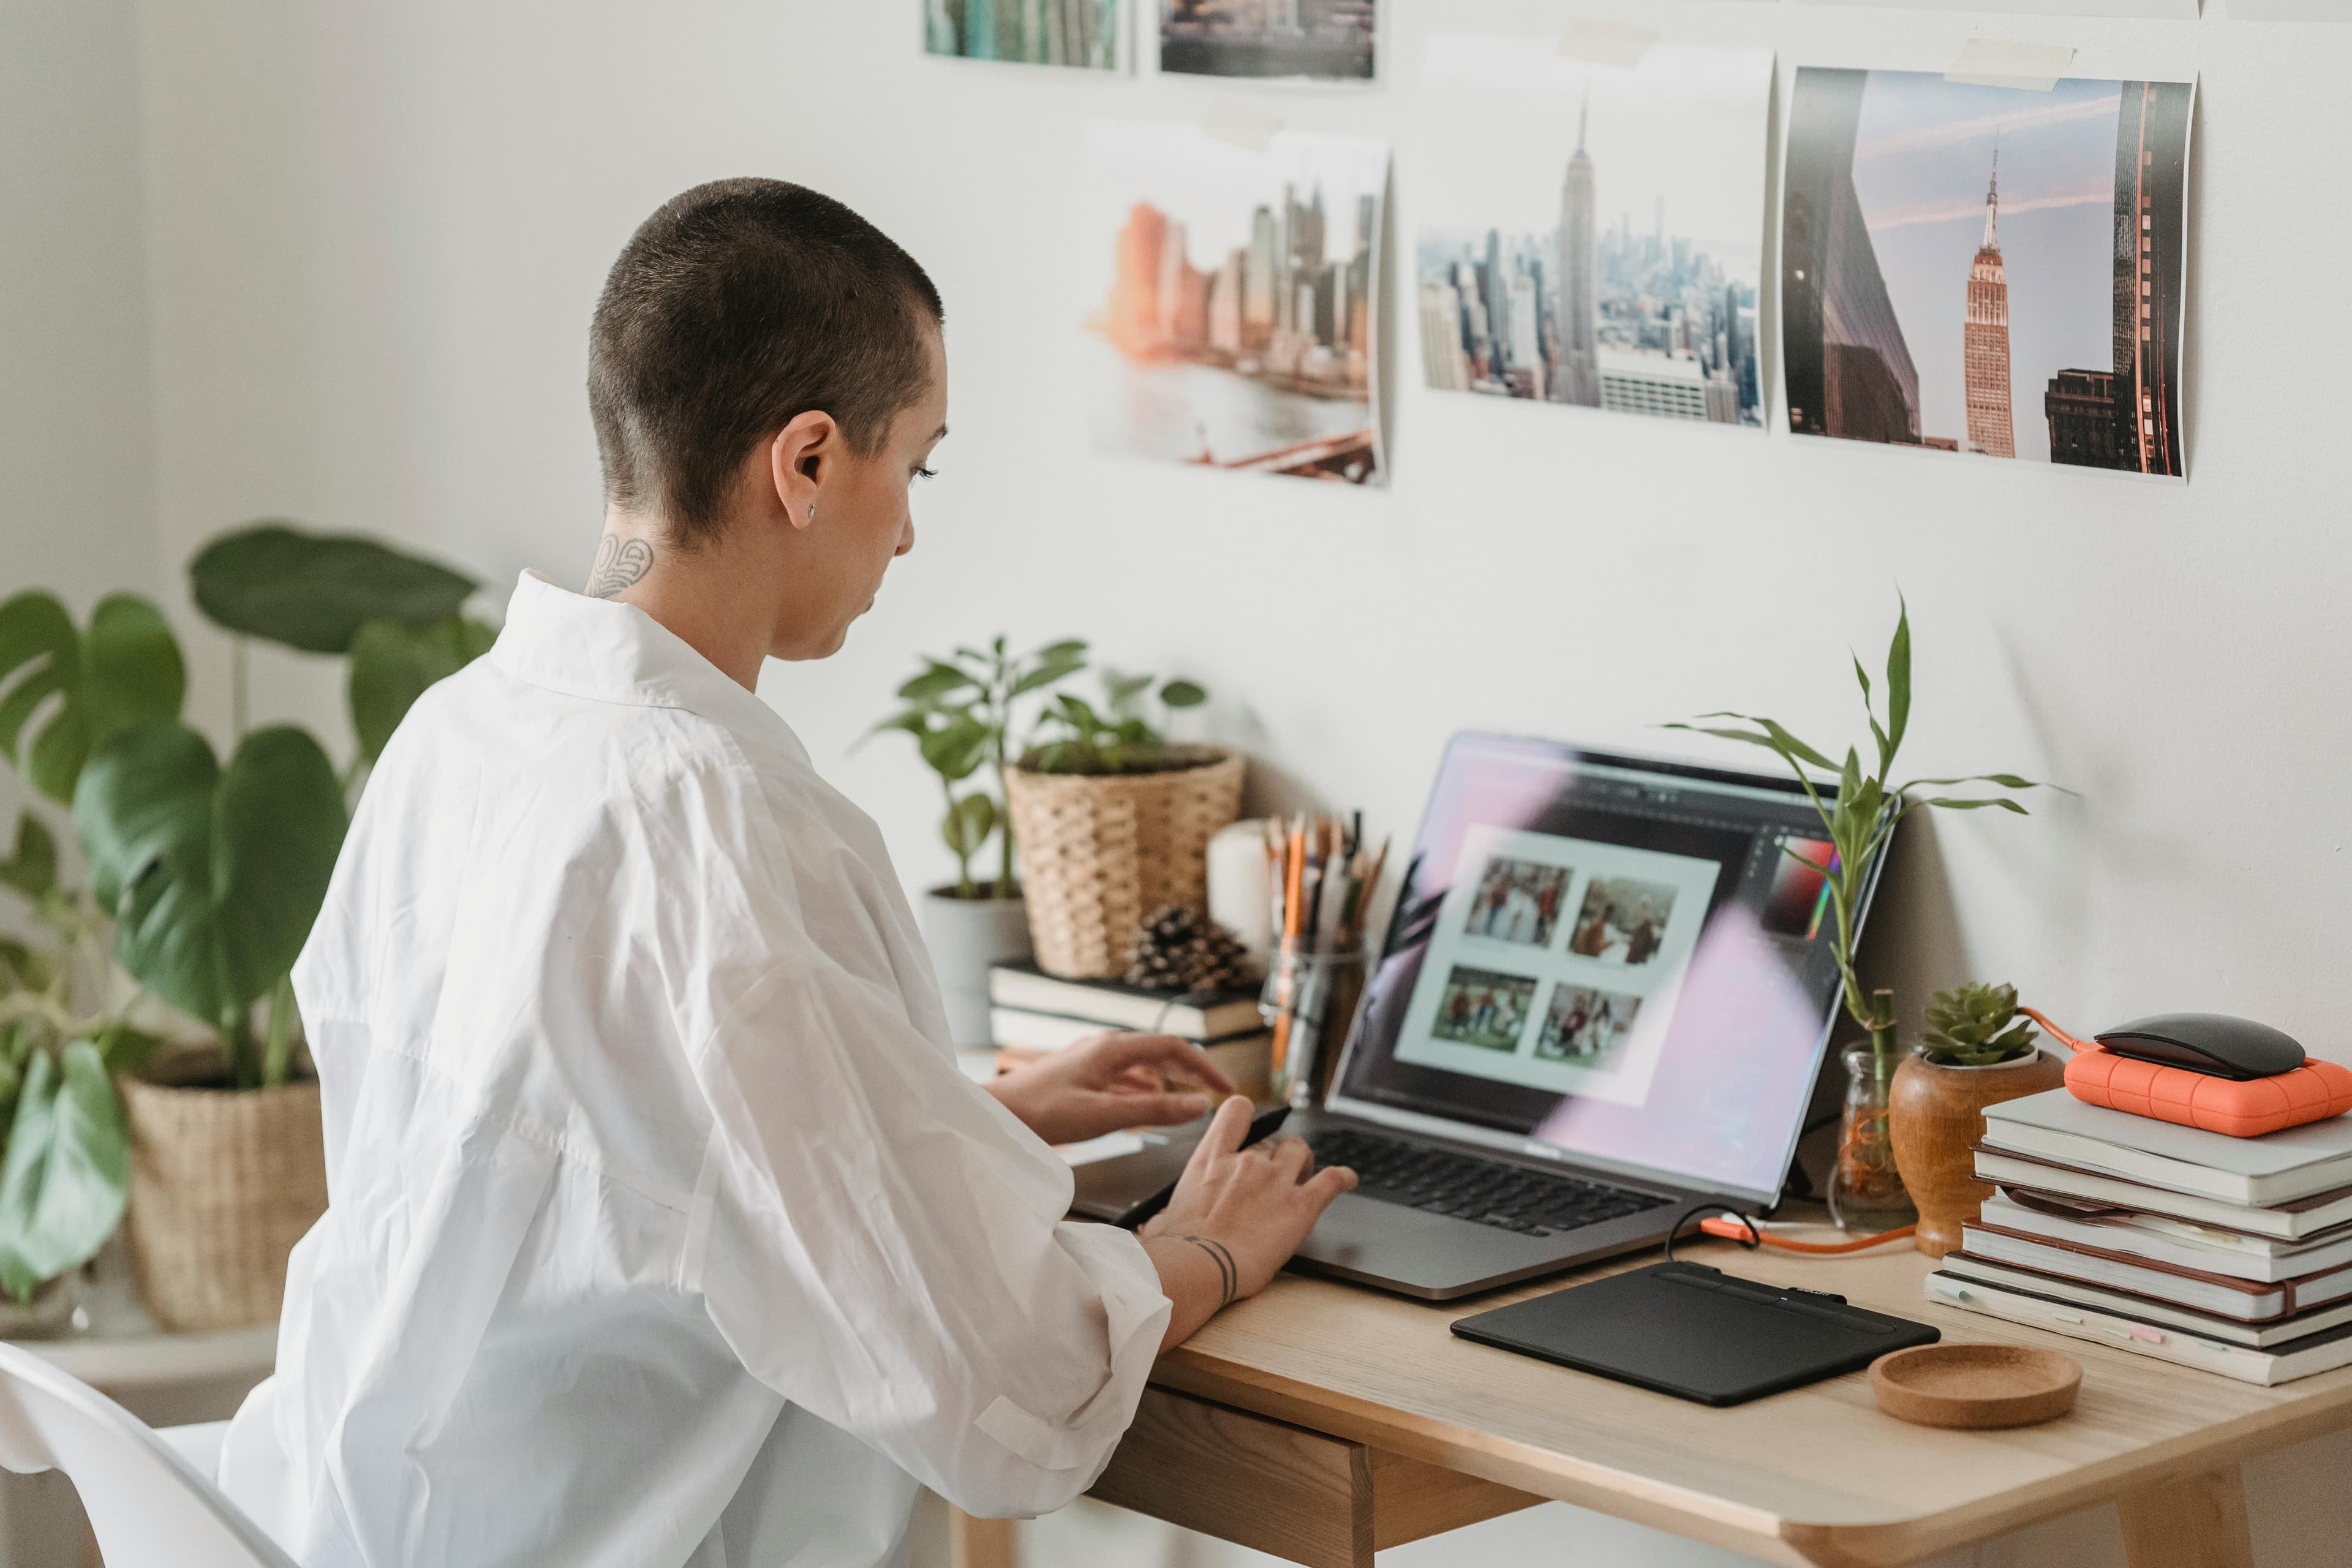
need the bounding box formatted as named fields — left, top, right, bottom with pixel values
left=1335, top=734, right=1856, bottom=1199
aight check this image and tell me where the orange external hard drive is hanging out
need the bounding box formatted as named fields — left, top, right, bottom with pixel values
left=2064, top=1047, right=2352, bottom=1139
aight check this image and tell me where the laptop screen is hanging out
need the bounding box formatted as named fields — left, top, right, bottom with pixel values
left=1329, top=732, right=1877, bottom=1204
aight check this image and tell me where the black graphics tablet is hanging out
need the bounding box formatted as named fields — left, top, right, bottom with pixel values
left=1450, top=1261, right=1940, bottom=1406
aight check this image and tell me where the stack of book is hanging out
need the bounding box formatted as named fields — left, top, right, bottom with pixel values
left=986, top=960, right=1272, bottom=1101
left=1929, top=1087, right=2352, bottom=1385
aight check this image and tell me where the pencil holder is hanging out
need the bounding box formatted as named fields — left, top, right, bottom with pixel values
left=1264, top=939, right=1368, bottom=1109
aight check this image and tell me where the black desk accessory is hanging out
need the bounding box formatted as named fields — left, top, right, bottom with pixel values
left=1071, top=1104, right=1293, bottom=1229
left=1450, top=1259, right=1941, bottom=1407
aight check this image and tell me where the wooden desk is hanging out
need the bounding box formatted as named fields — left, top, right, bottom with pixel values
left=1016, top=1240, right=2352, bottom=1568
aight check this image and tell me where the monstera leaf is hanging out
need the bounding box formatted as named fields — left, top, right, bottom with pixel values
left=0, top=592, right=186, bottom=804
left=73, top=720, right=345, bottom=1061
left=189, top=522, right=478, bottom=655
left=347, top=614, right=497, bottom=764
left=0, top=1039, right=130, bottom=1303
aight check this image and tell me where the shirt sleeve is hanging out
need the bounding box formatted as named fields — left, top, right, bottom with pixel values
left=681, top=941, right=1170, bottom=1520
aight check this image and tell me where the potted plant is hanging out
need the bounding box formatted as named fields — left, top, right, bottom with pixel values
left=0, top=592, right=187, bottom=1328
left=1673, top=597, right=2049, bottom=1234
left=0, top=521, right=494, bottom=1332
left=1005, top=671, right=1238, bottom=980
left=1890, top=983, right=2064, bottom=1257
left=872, top=636, right=1087, bottom=1046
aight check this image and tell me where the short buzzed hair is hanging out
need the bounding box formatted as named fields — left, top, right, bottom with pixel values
left=588, top=178, right=943, bottom=543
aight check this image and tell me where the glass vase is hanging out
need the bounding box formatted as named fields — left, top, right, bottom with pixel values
left=1828, top=1038, right=1916, bottom=1232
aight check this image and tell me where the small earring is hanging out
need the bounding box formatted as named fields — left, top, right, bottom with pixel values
left=806, top=502, right=816, bottom=522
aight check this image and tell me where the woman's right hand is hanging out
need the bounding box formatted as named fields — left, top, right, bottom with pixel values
left=1139, top=1097, right=1355, bottom=1340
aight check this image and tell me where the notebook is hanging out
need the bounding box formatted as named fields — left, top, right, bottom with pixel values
left=1935, top=1254, right=2352, bottom=1348
left=1985, top=1190, right=2352, bottom=1283
left=1960, top=1222, right=2352, bottom=1321
left=1972, top=1148, right=2352, bottom=1240
left=1981, top=1089, right=2352, bottom=1206
left=1926, top=1270, right=2352, bottom=1385
left=1450, top=1261, right=1939, bottom=1407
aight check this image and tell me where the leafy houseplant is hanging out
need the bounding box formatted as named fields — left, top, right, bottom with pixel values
left=1006, top=669, right=1241, bottom=981
left=876, top=636, right=1089, bottom=900
left=1671, top=598, right=2048, bottom=1229
left=0, top=521, right=494, bottom=1322
left=1894, top=981, right=2063, bottom=1257
left=873, top=637, right=1092, bottom=1047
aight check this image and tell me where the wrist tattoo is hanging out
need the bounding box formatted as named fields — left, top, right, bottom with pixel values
left=1175, top=1235, right=1238, bottom=1309
left=587, top=533, right=654, bottom=598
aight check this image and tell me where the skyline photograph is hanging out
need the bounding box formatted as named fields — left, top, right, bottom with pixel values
left=1082, top=122, right=1388, bottom=486
left=924, top=0, right=1124, bottom=69
left=1783, top=68, right=2192, bottom=478
left=1159, top=0, right=1376, bottom=82
left=1413, top=37, right=1773, bottom=429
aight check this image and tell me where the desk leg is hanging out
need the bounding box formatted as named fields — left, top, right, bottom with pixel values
left=2115, top=1466, right=2253, bottom=1568
left=949, top=1509, right=1017, bottom=1568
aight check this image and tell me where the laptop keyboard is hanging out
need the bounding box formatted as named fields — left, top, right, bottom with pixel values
left=1304, top=1128, right=1672, bottom=1238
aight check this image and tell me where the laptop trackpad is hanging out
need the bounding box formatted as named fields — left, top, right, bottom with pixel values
left=1295, top=1190, right=1461, bottom=1268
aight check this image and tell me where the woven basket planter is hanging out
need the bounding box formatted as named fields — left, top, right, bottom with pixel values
left=1006, top=747, right=1246, bottom=979
left=119, top=1046, right=329, bottom=1333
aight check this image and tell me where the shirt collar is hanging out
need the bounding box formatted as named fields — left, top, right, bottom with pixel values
left=489, top=571, right=808, bottom=764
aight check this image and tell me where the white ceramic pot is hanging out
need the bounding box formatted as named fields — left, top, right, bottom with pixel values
left=919, top=890, right=1033, bottom=1049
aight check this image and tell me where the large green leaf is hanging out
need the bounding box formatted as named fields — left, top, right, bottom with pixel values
left=189, top=523, right=478, bottom=655
left=0, top=1040, right=129, bottom=1302
left=347, top=615, right=497, bottom=764
left=0, top=593, right=186, bottom=804
left=73, top=720, right=346, bottom=1033
left=0, top=813, right=57, bottom=900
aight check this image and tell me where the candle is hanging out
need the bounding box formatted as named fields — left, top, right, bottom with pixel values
left=1207, top=818, right=1273, bottom=975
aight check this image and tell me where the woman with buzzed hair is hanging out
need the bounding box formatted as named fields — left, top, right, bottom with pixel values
left=220, top=179, right=1353, bottom=1568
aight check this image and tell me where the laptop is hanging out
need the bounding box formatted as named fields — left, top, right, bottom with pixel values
left=1280, top=731, right=1887, bottom=1300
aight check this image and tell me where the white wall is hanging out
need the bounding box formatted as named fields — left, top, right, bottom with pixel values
left=77, top=0, right=2352, bottom=1563
left=0, top=0, right=160, bottom=854
left=0, top=5, right=159, bottom=1556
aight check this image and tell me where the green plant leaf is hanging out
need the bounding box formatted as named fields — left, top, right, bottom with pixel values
left=187, top=523, right=478, bottom=655
left=0, top=1040, right=129, bottom=1303
left=1885, top=595, right=1912, bottom=763
left=1104, top=672, right=1154, bottom=713
left=347, top=615, right=497, bottom=764
left=940, top=793, right=997, bottom=858
left=919, top=715, right=990, bottom=782
left=897, top=662, right=975, bottom=704
left=1913, top=796, right=2030, bottom=815
left=1159, top=678, right=1207, bottom=709
left=0, top=593, right=186, bottom=805
left=1898, top=774, right=2046, bottom=793
left=1030, top=638, right=1088, bottom=663
left=74, top=720, right=347, bottom=1034
left=0, top=813, right=58, bottom=901
left=1009, top=657, right=1085, bottom=697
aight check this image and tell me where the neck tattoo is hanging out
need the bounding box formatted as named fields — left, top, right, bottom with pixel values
left=587, top=533, right=654, bottom=598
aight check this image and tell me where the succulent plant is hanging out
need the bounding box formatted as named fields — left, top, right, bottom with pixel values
left=1921, top=982, right=2040, bottom=1067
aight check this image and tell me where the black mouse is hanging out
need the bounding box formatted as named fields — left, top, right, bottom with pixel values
left=2094, top=1014, right=2305, bottom=1081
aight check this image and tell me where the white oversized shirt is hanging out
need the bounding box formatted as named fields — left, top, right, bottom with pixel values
left=220, top=572, right=1169, bottom=1567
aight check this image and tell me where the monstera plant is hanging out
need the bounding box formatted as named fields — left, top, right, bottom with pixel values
left=0, top=521, right=493, bottom=1304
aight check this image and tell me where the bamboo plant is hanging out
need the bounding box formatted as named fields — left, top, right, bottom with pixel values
left=1670, top=598, right=2050, bottom=1207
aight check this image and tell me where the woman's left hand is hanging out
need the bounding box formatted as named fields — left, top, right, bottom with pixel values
left=985, top=1031, right=1237, bottom=1147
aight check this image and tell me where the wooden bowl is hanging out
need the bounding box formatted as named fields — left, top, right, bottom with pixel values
left=1869, top=1344, right=2082, bottom=1429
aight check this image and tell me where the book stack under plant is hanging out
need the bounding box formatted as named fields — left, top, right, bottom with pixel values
left=987, top=960, right=1271, bottom=1102
left=1928, top=1088, right=2352, bottom=1384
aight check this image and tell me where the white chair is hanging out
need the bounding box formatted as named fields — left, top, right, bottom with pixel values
left=0, top=1341, right=295, bottom=1567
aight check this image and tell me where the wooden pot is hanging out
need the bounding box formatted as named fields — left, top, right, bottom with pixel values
left=1889, top=1048, right=2066, bottom=1258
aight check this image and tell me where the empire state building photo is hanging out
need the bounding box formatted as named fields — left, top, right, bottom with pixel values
left=1963, top=150, right=2015, bottom=459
